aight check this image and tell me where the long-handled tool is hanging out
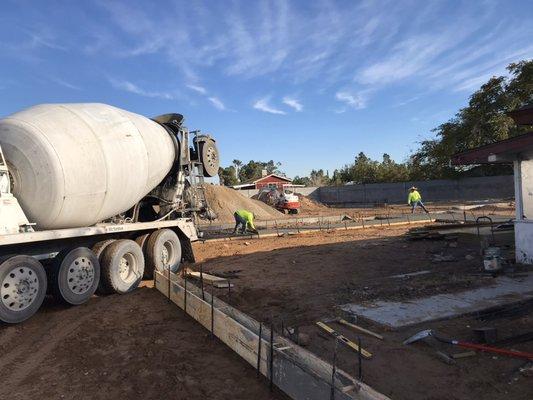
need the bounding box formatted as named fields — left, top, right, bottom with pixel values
left=404, top=329, right=533, bottom=360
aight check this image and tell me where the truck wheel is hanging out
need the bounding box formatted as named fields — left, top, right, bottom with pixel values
left=135, top=233, right=152, bottom=279
left=100, top=240, right=144, bottom=294
left=199, top=139, right=219, bottom=177
left=0, top=256, right=47, bottom=324
left=50, top=247, right=100, bottom=305
left=92, top=239, right=116, bottom=295
left=146, top=229, right=182, bottom=274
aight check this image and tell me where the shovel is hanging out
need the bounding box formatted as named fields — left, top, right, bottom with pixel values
left=404, top=329, right=533, bottom=360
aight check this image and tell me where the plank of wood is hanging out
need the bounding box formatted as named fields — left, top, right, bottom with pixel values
left=184, top=269, right=233, bottom=288
left=155, top=271, right=389, bottom=400
left=316, top=322, right=373, bottom=359
left=451, top=351, right=477, bottom=359
left=338, top=319, right=384, bottom=340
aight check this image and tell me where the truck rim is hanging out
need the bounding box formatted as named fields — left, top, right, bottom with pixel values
left=119, top=253, right=137, bottom=283
left=161, top=242, right=174, bottom=267
left=67, top=256, right=95, bottom=295
left=1, top=266, right=40, bottom=311
left=204, top=145, right=217, bottom=172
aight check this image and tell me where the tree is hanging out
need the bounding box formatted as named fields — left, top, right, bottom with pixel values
left=293, top=175, right=311, bottom=186
left=309, top=169, right=330, bottom=186
left=232, top=159, right=243, bottom=182
left=410, top=60, right=533, bottom=179
left=238, top=160, right=282, bottom=182
left=218, top=166, right=238, bottom=186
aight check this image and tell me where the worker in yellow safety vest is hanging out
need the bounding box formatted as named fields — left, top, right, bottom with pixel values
left=233, top=209, right=259, bottom=235
left=408, top=186, right=429, bottom=214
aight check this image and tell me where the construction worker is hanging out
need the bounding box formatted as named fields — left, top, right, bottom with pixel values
left=233, top=209, right=259, bottom=235
left=408, top=186, right=429, bottom=214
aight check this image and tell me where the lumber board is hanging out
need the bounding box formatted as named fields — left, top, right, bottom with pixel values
left=338, top=319, right=384, bottom=340
left=316, top=322, right=373, bottom=359
left=184, top=269, right=233, bottom=288
left=155, top=271, right=389, bottom=400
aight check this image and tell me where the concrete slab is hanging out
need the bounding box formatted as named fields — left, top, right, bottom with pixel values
left=341, top=274, right=533, bottom=328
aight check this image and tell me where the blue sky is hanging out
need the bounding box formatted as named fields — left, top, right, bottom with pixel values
left=1, top=0, right=532, bottom=178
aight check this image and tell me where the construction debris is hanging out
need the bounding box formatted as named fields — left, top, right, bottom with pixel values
left=331, top=318, right=384, bottom=340
left=316, top=321, right=373, bottom=359
left=451, top=351, right=477, bottom=359
left=184, top=268, right=234, bottom=289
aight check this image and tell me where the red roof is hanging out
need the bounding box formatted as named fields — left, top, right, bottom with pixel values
left=253, top=173, right=292, bottom=184
left=451, top=131, right=533, bottom=165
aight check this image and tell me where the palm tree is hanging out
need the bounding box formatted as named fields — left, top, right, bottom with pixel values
left=232, top=159, right=243, bottom=182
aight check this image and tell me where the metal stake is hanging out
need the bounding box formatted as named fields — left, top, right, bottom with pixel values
left=200, top=264, right=205, bottom=301
left=330, top=338, right=338, bottom=400
left=358, top=336, right=363, bottom=380
left=167, top=268, right=171, bottom=301
left=257, top=322, right=263, bottom=377
left=227, top=279, right=231, bottom=304
left=269, top=322, right=274, bottom=392
left=183, top=273, right=188, bottom=313
left=210, top=283, right=215, bottom=337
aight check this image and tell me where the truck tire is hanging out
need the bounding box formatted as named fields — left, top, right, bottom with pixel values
left=100, top=240, right=144, bottom=294
left=135, top=233, right=152, bottom=279
left=50, top=247, right=100, bottom=305
left=146, top=229, right=182, bottom=274
left=198, top=139, right=219, bottom=177
left=92, top=239, right=116, bottom=295
left=0, top=256, right=47, bottom=324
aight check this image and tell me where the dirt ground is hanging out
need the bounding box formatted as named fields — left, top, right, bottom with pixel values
left=1, top=224, right=530, bottom=400
left=191, top=226, right=532, bottom=400
left=0, top=285, right=286, bottom=400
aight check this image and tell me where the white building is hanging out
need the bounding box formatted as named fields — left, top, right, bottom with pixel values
left=452, top=105, right=533, bottom=264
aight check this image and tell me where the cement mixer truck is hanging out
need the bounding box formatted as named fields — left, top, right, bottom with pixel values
left=0, top=103, right=220, bottom=323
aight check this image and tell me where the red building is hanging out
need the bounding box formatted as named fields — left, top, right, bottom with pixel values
left=232, top=173, right=293, bottom=191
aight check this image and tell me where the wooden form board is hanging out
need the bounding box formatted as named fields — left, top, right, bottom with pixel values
left=155, top=271, right=390, bottom=400
left=184, top=269, right=233, bottom=288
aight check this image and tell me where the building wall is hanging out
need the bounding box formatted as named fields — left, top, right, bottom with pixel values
left=520, top=159, right=533, bottom=219
left=254, top=176, right=292, bottom=191
left=316, top=175, right=514, bottom=205
left=237, top=176, right=513, bottom=204
left=515, top=221, right=533, bottom=264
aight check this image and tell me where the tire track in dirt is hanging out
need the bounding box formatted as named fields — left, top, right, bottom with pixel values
left=0, top=306, right=97, bottom=387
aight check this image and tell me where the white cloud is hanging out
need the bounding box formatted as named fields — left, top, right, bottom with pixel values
left=49, top=77, right=80, bottom=90
left=208, top=96, right=226, bottom=111
left=282, top=96, right=303, bottom=112
left=108, top=78, right=175, bottom=100
left=187, top=84, right=207, bottom=95
left=335, top=91, right=367, bottom=110
left=253, top=97, right=286, bottom=115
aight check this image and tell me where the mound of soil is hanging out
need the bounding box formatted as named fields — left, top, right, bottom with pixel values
left=203, top=185, right=282, bottom=223
left=295, top=193, right=329, bottom=215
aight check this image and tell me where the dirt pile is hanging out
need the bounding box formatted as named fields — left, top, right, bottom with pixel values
left=295, top=193, right=329, bottom=215
left=203, top=185, right=282, bottom=223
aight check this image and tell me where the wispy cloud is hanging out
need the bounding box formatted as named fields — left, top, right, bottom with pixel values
left=49, top=77, right=80, bottom=90
left=335, top=91, right=367, bottom=110
left=187, top=84, right=207, bottom=95
left=253, top=97, right=286, bottom=115
left=282, top=96, right=303, bottom=112
left=108, top=78, right=176, bottom=100
left=208, top=96, right=226, bottom=111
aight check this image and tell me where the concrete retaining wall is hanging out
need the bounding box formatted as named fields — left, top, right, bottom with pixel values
left=317, top=175, right=514, bottom=205
left=235, top=175, right=514, bottom=205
